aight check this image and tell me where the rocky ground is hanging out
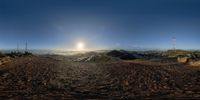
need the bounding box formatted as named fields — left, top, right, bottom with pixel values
left=0, top=54, right=200, bottom=99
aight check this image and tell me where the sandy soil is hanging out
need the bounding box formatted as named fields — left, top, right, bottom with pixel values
left=0, top=55, right=200, bottom=99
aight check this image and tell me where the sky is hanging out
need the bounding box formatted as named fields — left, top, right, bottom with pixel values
left=0, top=0, right=200, bottom=50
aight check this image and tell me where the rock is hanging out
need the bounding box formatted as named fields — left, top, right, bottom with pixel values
left=177, top=56, right=190, bottom=63
left=49, top=79, right=64, bottom=89
left=73, top=57, right=88, bottom=62
left=123, top=80, right=129, bottom=86
left=85, top=55, right=95, bottom=62
left=189, top=60, right=200, bottom=66
left=0, top=56, right=12, bottom=65
left=2, top=73, right=9, bottom=78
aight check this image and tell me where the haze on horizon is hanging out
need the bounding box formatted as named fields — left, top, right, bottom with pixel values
left=0, top=0, right=200, bottom=50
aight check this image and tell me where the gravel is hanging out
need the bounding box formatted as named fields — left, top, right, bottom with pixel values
left=0, top=55, right=200, bottom=99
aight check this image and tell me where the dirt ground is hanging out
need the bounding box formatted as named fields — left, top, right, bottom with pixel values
left=0, top=55, right=200, bottom=99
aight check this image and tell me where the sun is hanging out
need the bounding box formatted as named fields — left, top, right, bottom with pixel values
left=76, top=42, right=85, bottom=50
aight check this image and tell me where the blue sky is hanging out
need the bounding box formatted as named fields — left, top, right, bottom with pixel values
left=0, top=0, right=200, bottom=50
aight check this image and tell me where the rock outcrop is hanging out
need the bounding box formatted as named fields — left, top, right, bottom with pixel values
left=189, top=60, right=200, bottom=66
left=177, top=56, right=190, bottom=63
left=0, top=56, right=12, bottom=65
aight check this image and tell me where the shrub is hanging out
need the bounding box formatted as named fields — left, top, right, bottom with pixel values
left=0, top=51, right=5, bottom=57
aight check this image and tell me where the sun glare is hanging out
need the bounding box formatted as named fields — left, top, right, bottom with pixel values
left=76, top=42, right=85, bottom=51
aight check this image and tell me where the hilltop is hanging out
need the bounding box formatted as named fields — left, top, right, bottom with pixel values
left=0, top=50, right=200, bottom=99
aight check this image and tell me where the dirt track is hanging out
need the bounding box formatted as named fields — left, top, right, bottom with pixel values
left=0, top=55, right=200, bottom=99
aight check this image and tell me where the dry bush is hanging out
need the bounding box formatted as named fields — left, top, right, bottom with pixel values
left=0, top=52, right=5, bottom=57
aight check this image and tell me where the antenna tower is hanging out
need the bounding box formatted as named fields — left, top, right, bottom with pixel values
left=25, top=42, right=28, bottom=52
left=17, top=43, right=19, bottom=52
left=172, top=37, right=176, bottom=52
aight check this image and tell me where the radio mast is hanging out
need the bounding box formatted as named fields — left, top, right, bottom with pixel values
left=17, top=43, right=19, bottom=52
left=172, top=37, right=176, bottom=52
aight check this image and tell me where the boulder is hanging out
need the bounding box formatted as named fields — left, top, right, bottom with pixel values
left=85, top=55, right=95, bottom=62
left=0, top=56, right=12, bottom=65
left=73, top=57, right=88, bottom=62
left=177, top=57, right=190, bottom=63
left=189, top=60, right=200, bottom=66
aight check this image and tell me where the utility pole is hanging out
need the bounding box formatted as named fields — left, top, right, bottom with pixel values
left=17, top=43, right=19, bottom=53
left=25, top=42, right=28, bottom=53
left=172, top=37, right=176, bottom=52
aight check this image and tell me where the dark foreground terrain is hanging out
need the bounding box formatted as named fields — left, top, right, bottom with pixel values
left=0, top=54, right=200, bottom=99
